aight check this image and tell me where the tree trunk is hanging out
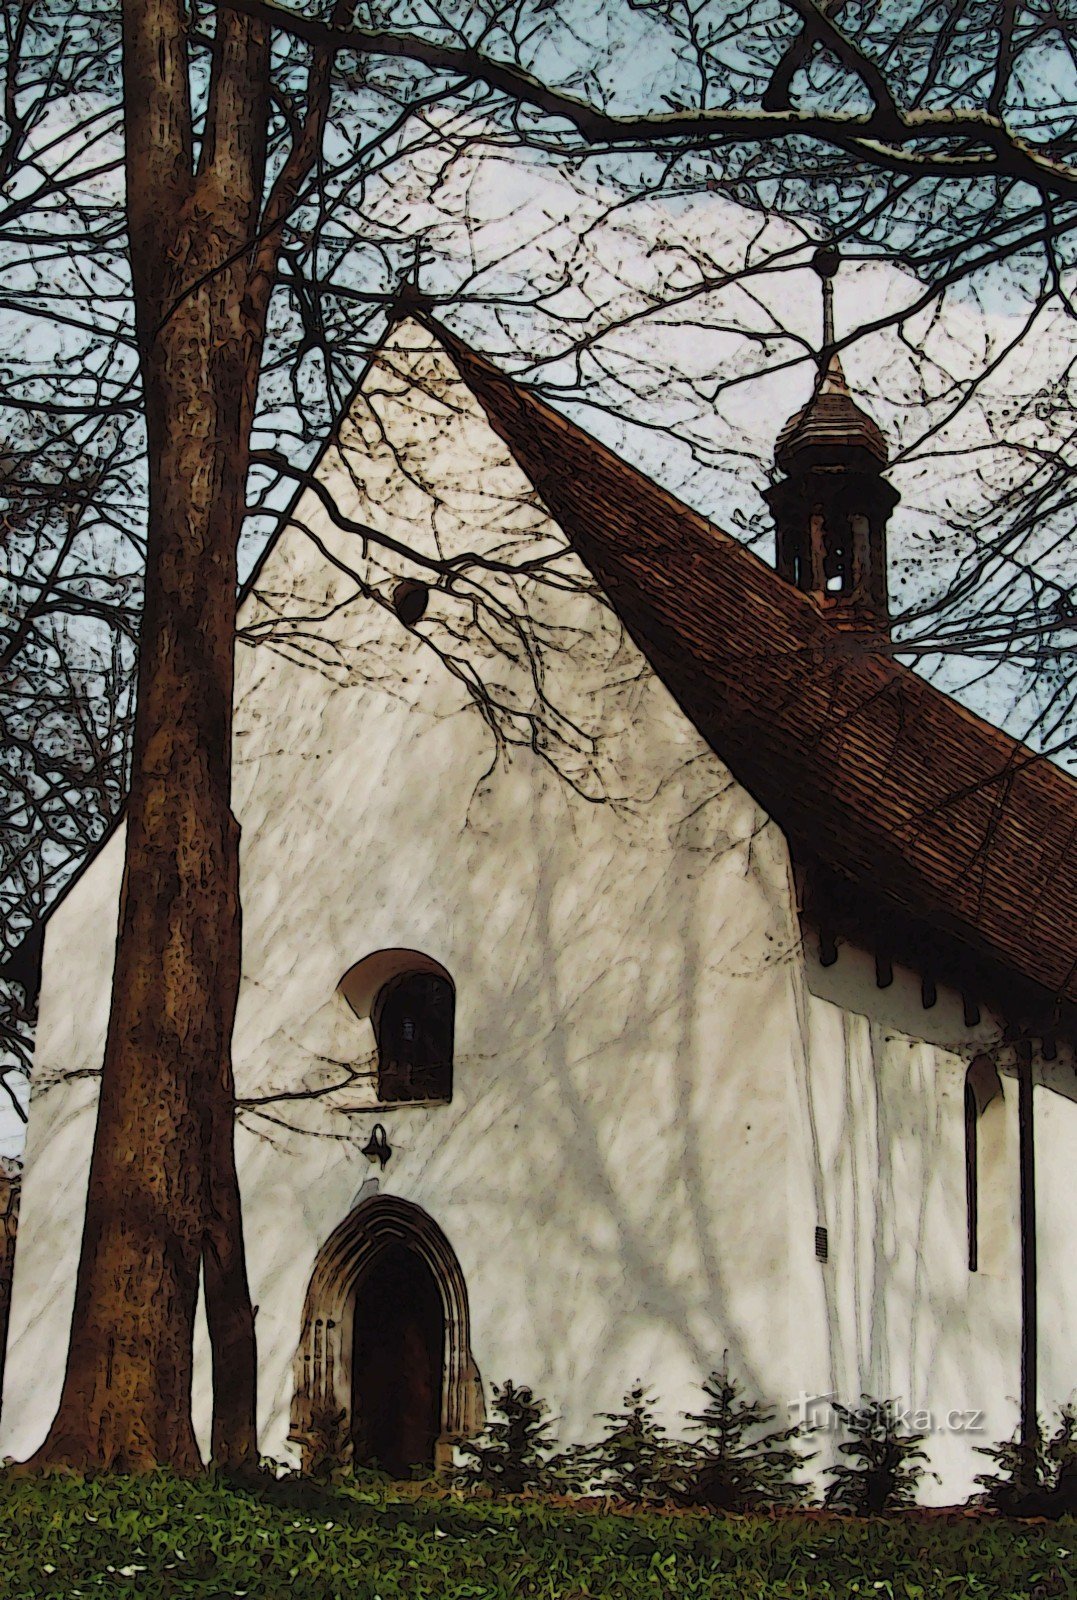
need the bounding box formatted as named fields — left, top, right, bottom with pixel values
left=27, top=249, right=257, bottom=1466
left=204, top=1049, right=258, bottom=1473
left=25, top=0, right=317, bottom=1473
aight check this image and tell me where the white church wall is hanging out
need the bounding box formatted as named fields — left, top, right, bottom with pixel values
left=796, top=958, right=1018, bottom=1496
left=797, top=941, right=1077, bottom=1497
left=1032, top=1067, right=1077, bottom=1422
left=3, top=322, right=818, bottom=1470
left=4, top=321, right=1072, bottom=1504
left=0, top=826, right=126, bottom=1451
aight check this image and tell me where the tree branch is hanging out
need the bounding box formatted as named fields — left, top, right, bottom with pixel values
left=209, top=0, right=1077, bottom=200
left=781, top=0, right=898, bottom=120
left=988, top=0, right=1018, bottom=120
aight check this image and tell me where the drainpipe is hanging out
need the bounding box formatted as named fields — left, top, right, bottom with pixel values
left=1016, top=1038, right=1037, bottom=1450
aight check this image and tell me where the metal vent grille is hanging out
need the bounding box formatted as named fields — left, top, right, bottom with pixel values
left=815, top=1225, right=829, bottom=1262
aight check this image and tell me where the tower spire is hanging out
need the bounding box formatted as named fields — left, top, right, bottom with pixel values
left=820, top=248, right=836, bottom=353
left=813, top=245, right=852, bottom=397
left=764, top=247, right=898, bottom=641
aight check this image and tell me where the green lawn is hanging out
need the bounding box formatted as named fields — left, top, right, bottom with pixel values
left=0, top=1473, right=1072, bottom=1600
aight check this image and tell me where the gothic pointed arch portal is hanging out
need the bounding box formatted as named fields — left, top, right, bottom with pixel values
left=290, top=1195, right=484, bottom=1475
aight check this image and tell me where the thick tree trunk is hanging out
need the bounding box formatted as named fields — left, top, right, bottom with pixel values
left=28, top=262, right=254, bottom=1468
left=204, top=1050, right=259, bottom=1473
left=25, top=0, right=317, bottom=1473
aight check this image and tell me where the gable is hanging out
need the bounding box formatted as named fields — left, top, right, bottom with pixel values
left=28, top=313, right=1077, bottom=1046
left=235, top=318, right=733, bottom=826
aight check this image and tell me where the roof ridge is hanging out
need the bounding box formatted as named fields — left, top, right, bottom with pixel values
left=415, top=310, right=1048, bottom=784
left=415, top=310, right=1077, bottom=1032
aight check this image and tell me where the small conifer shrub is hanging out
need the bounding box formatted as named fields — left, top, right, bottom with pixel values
left=974, top=1403, right=1077, bottom=1517
left=679, top=1358, right=811, bottom=1511
left=822, top=1397, right=933, bottom=1515
left=568, top=1385, right=688, bottom=1506
left=455, top=1380, right=558, bottom=1495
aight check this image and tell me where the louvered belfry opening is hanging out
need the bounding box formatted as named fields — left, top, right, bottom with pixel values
left=764, top=250, right=899, bottom=642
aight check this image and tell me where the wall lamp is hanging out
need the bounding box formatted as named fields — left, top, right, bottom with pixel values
left=362, top=1123, right=393, bottom=1169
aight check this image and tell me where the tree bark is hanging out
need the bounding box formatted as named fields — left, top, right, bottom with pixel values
left=27, top=277, right=255, bottom=1470
left=22, top=0, right=344, bottom=1469
left=27, top=1, right=270, bottom=1471
left=204, top=1049, right=259, bottom=1473
left=27, top=310, right=247, bottom=1468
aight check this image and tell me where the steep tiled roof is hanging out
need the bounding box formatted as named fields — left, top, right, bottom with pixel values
left=426, top=314, right=1077, bottom=1037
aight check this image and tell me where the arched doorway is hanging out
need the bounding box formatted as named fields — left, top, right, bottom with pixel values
left=291, top=1196, right=484, bottom=1476
left=352, top=1242, right=444, bottom=1475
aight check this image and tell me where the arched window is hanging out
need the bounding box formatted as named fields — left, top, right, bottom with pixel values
left=338, top=950, right=455, bottom=1107
left=372, top=971, right=454, bottom=1104
left=964, top=1055, right=1003, bottom=1274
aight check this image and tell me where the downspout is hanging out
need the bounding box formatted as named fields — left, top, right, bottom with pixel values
left=1016, top=1038, right=1037, bottom=1450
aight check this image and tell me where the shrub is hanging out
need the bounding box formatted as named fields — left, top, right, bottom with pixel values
left=566, top=1384, right=688, bottom=1506
left=974, top=1403, right=1077, bottom=1517
left=455, top=1379, right=558, bottom=1495
left=293, top=1401, right=350, bottom=1483
left=822, top=1396, right=933, bottom=1515
left=678, top=1358, right=811, bottom=1511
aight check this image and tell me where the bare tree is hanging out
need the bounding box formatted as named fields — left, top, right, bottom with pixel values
left=1, top=416, right=139, bottom=1100
left=1, top=0, right=1075, bottom=1472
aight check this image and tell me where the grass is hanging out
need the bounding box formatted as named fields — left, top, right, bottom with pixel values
left=0, top=1471, right=1073, bottom=1600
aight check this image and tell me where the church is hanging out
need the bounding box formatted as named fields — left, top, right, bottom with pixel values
left=3, top=291, right=1076, bottom=1500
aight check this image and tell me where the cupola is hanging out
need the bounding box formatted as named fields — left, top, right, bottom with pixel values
left=764, top=249, right=898, bottom=640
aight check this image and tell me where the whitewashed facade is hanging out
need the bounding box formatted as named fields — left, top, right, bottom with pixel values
left=4, top=322, right=1075, bottom=1498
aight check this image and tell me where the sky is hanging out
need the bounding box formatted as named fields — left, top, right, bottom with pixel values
left=3, top=54, right=1075, bottom=1158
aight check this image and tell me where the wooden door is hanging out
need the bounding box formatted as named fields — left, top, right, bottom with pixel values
left=351, top=1242, right=444, bottom=1476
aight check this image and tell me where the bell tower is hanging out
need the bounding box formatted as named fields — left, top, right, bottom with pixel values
left=764, top=249, right=898, bottom=640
